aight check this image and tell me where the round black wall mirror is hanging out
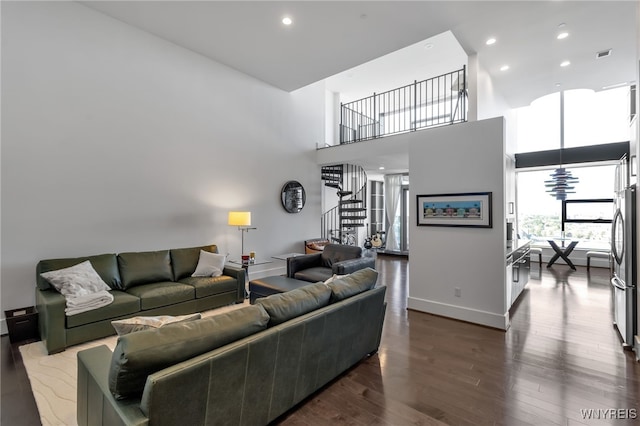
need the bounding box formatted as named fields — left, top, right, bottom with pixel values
left=281, top=181, right=306, bottom=213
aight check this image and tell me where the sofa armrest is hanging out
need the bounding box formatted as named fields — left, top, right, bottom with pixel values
left=287, top=253, right=322, bottom=277
left=332, top=257, right=376, bottom=275
left=35, top=289, right=67, bottom=355
left=222, top=265, right=246, bottom=302
left=77, top=346, right=148, bottom=426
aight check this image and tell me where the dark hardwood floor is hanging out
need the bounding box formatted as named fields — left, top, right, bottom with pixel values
left=2, top=254, right=639, bottom=425
left=277, top=255, right=639, bottom=425
left=1, top=336, right=40, bottom=425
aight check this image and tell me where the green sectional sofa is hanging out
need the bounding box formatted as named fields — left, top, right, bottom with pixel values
left=36, top=244, right=245, bottom=355
left=77, top=268, right=386, bottom=426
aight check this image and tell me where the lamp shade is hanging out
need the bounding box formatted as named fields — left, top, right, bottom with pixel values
left=228, top=211, right=251, bottom=227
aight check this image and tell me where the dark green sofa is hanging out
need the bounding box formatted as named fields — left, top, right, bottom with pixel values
left=36, top=244, right=245, bottom=355
left=77, top=268, right=386, bottom=426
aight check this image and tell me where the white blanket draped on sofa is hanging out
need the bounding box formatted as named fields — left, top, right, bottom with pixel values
left=64, top=290, right=114, bottom=316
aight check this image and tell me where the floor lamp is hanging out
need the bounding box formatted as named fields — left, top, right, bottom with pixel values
left=228, top=211, right=256, bottom=256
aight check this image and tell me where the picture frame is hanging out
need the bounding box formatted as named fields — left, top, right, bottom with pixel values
left=416, top=192, right=493, bottom=228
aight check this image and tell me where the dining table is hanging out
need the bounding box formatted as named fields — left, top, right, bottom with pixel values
left=547, top=238, right=579, bottom=270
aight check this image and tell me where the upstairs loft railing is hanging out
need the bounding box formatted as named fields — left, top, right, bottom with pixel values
left=340, top=66, right=467, bottom=144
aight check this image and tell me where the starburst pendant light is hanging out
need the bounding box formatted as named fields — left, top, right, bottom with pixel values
left=545, top=167, right=579, bottom=200
left=545, top=91, right=578, bottom=200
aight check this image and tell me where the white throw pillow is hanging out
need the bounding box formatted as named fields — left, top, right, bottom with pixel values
left=324, top=274, right=349, bottom=285
left=40, top=260, right=110, bottom=297
left=192, top=250, right=226, bottom=277
left=111, top=313, right=202, bottom=336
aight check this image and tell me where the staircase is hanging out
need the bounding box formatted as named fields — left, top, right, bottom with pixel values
left=321, top=164, right=367, bottom=246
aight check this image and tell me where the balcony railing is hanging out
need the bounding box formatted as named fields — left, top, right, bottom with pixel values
left=339, top=66, right=466, bottom=144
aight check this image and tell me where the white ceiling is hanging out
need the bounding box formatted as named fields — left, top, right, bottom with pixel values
left=81, top=1, right=638, bottom=174
left=324, top=30, right=468, bottom=104
left=82, top=1, right=637, bottom=108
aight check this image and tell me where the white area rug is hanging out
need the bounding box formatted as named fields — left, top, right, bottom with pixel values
left=20, top=303, right=247, bottom=426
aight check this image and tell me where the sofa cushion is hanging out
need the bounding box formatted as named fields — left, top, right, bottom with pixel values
left=111, top=313, right=202, bottom=336
left=66, top=291, right=140, bottom=328
left=179, top=275, right=238, bottom=299
left=293, top=267, right=333, bottom=283
left=108, top=304, right=269, bottom=400
left=118, top=250, right=173, bottom=290
left=326, top=267, right=378, bottom=302
left=256, top=282, right=331, bottom=327
left=126, top=282, right=194, bottom=310
left=170, top=245, right=218, bottom=281
left=36, top=253, right=121, bottom=290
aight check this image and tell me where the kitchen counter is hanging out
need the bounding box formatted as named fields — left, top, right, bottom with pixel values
left=507, top=239, right=530, bottom=258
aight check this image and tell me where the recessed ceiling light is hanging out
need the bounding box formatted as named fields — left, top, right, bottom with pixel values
left=557, top=32, right=569, bottom=40
left=560, top=60, right=571, bottom=67
left=282, top=16, right=292, bottom=25
left=424, top=43, right=434, bottom=50
left=555, top=83, right=562, bottom=87
left=486, top=38, right=496, bottom=45
left=379, top=166, right=385, bottom=170
left=500, top=65, right=510, bottom=71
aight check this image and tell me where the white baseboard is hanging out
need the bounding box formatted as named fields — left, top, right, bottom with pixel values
left=407, top=297, right=509, bottom=330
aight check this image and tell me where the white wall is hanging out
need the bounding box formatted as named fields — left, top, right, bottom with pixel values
left=408, top=118, right=508, bottom=330
left=0, top=2, right=323, bottom=330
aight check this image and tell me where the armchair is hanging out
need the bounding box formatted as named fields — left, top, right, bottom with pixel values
left=287, top=243, right=375, bottom=283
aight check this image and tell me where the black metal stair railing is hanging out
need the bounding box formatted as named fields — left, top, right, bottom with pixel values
left=320, top=164, right=368, bottom=245
left=340, top=66, right=467, bottom=144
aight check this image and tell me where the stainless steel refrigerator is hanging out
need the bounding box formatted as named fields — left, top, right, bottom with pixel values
left=611, top=158, right=637, bottom=349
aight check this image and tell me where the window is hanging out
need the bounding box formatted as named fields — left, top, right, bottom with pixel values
left=563, top=199, right=613, bottom=222
left=515, top=85, right=627, bottom=248
left=564, top=88, right=630, bottom=148
left=515, top=92, right=560, bottom=153
left=515, top=87, right=630, bottom=153
left=562, top=199, right=613, bottom=243
left=517, top=164, right=616, bottom=247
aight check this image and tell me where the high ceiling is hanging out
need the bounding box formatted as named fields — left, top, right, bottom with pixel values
left=82, top=1, right=637, bottom=109
left=80, top=1, right=637, bottom=176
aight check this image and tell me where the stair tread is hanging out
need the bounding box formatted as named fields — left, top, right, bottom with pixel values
left=340, top=200, right=363, bottom=204
left=341, top=208, right=366, bottom=212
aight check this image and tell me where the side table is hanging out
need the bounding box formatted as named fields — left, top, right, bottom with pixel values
left=272, top=253, right=305, bottom=277
left=271, top=253, right=305, bottom=261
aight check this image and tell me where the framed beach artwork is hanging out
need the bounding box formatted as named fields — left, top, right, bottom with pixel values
left=416, top=192, right=493, bottom=228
